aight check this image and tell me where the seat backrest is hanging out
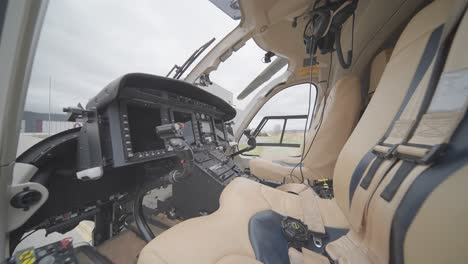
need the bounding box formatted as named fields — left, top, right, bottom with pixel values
left=363, top=5, right=468, bottom=263
left=299, top=75, right=361, bottom=179
left=333, top=0, right=453, bottom=218
left=330, top=0, right=468, bottom=262
left=253, top=49, right=395, bottom=181
left=297, top=48, right=391, bottom=180
left=367, top=49, right=392, bottom=104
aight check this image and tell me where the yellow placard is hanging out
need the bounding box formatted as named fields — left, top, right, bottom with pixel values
left=17, top=249, right=36, bottom=264
left=297, top=65, right=320, bottom=78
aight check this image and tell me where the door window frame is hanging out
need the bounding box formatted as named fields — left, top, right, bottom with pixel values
left=239, top=82, right=317, bottom=156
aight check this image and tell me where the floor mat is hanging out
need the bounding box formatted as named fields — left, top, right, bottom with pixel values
left=96, top=214, right=180, bottom=263
left=97, top=230, right=146, bottom=264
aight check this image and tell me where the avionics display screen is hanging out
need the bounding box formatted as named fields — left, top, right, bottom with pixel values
left=127, top=104, right=165, bottom=152
left=214, top=119, right=225, bottom=141
left=173, top=111, right=195, bottom=145
left=200, top=121, right=212, bottom=133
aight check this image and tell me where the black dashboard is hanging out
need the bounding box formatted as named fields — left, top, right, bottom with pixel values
left=12, top=73, right=243, bottom=251
left=78, top=73, right=236, bottom=171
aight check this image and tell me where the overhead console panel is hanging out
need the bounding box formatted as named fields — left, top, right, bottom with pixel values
left=78, top=73, right=236, bottom=175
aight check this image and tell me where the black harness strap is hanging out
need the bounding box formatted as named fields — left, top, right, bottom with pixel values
left=349, top=151, right=374, bottom=206
left=359, top=156, right=385, bottom=190
left=380, top=161, right=417, bottom=201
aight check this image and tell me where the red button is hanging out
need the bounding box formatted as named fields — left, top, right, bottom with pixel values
left=60, top=237, right=73, bottom=249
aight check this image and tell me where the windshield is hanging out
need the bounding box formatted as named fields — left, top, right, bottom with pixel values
left=21, top=0, right=238, bottom=155
left=210, top=39, right=288, bottom=110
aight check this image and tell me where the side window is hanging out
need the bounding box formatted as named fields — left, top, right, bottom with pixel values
left=239, top=83, right=316, bottom=159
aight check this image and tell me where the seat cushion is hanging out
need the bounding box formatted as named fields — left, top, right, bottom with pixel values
left=250, top=157, right=309, bottom=182
left=138, top=177, right=347, bottom=264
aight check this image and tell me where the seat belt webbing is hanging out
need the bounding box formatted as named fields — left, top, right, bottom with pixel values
left=379, top=161, right=417, bottom=201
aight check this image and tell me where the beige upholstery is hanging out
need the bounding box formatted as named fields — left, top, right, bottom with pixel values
left=139, top=178, right=302, bottom=264
left=288, top=248, right=330, bottom=264
left=328, top=1, right=468, bottom=263
left=249, top=47, right=392, bottom=183
left=333, top=0, right=454, bottom=219
left=139, top=1, right=468, bottom=263
left=250, top=75, right=361, bottom=182
left=138, top=177, right=348, bottom=264
left=367, top=49, right=392, bottom=104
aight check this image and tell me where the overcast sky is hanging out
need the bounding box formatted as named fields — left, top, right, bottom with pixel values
left=25, top=0, right=313, bottom=128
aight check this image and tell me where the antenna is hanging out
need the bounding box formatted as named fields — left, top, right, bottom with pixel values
left=166, top=38, right=216, bottom=80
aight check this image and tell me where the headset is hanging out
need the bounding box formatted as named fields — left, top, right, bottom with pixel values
left=304, top=0, right=358, bottom=68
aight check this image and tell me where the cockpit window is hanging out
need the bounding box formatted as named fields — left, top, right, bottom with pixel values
left=210, top=39, right=288, bottom=110
left=20, top=0, right=237, bottom=156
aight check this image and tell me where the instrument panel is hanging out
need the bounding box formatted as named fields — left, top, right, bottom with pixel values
left=118, top=92, right=227, bottom=165
left=11, top=73, right=240, bottom=250
left=78, top=73, right=236, bottom=170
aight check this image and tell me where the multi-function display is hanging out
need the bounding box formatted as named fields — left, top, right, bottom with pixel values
left=127, top=104, right=165, bottom=153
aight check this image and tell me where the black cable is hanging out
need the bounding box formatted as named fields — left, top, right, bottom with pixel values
left=284, top=52, right=333, bottom=183
left=282, top=35, right=316, bottom=184
left=300, top=9, right=356, bottom=163
left=298, top=36, right=317, bottom=182
left=299, top=52, right=333, bottom=167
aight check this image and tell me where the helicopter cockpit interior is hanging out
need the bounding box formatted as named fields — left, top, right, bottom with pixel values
left=1, top=0, right=468, bottom=263
left=11, top=72, right=247, bottom=248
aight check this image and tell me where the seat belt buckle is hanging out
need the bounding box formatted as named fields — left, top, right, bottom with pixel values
left=395, top=143, right=448, bottom=164
left=281, top=217, right=310, bottom=249
left=372, top=144, right=398, bottom=159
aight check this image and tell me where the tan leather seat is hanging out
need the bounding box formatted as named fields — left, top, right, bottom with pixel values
left=249, top=75, right=361, bottom=182
left=277, top=49, right=392, bottom=194
left=249, top=48, right=391, bottom=183
left=366, top=49, right=392, bottom=104
left=139, top=1, right=468, bottom=263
